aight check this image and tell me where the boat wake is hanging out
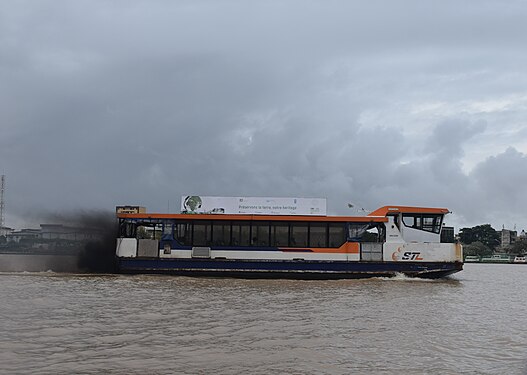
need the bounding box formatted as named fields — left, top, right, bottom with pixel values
left=376, top=273, right=444, bottom=282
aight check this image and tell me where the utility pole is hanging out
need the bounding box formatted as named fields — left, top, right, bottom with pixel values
left=0, top=175, right=5, bottom=229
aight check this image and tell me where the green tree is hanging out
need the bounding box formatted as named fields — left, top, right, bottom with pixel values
left=507, top=240, right=527, bottom=255
left=463, top=241, right=493, bottom=257
left=459, top=224, right=500, bottom=250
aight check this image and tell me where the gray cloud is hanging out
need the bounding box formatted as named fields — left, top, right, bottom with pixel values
left=470, top=148, right=527, bottom=223
left=1, top=0, right=527, bottom=231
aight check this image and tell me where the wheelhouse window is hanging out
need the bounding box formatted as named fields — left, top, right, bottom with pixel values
left=387, top=213, right=402, bottom=230
left=402, top=214, right=442, bottom=234
left=402, top=215, right=415, bottom=227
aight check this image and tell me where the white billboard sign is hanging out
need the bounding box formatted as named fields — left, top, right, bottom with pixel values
left=181, top=196, right=327, bottom=216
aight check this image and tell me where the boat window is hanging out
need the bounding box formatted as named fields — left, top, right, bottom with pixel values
left=175, top=222, right=192, bottom=246
left=364, top=226, right=381, bottom=242
left=388, top=214, right=401, bottom=229
left=440, top=226, right=455, bottom=243
left=309, top=223, right=328, bottom=248
left=402, top=216, right=415, bottom=227
left=290, top=222, right=308, bottom=247
left=348, top=223, right=370, bottom=241
left=329, top=223, right=346, bottom=248
left=422, top=216, right=441, bottom=233
left=192, top=221, right=212, bottom=246
left=163, top=222, right=173, bottom=236
left=402, top=214, right=442, bottom=234
left=161, top=221, right=174, bottom=241
left=232, top=221, right=251, bottom=246
left=348, top=223, right=384, bottom=242
left=136, top=225, right=149, bottom=239
left=136, top=223, right=163, bottom=240
left=271, top=222, right=289, bottom=246
left=212, top=221, right=231, bottom=246
left=252, top=222, right=270, bottom=246
left=119, top=220, right=136, bottom=238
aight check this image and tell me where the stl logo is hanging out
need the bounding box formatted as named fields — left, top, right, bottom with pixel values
left=391, top=247, right=403, bottom=261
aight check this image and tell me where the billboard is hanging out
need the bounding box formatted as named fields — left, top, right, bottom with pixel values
left=181, top=196, right=327, bottom=216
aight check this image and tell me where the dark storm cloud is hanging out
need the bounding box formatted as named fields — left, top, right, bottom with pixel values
left=1, top=0, right=527, bottom=230
left=469, top=148, right=527, bottom=226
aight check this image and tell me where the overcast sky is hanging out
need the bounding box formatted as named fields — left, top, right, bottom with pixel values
left=1, top=0, right=527, bottom=231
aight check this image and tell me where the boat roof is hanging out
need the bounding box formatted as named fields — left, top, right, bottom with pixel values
left=116, top=212, right=389, bottom=223
left=368, top=206, right=450, bottom=216
left=117, top=206, right=449, bottom=222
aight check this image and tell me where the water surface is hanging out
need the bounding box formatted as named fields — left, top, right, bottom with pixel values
left=1, top=264, right=526, bottom=374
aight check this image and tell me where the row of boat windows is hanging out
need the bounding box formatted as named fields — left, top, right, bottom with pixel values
left=179, top=221, right=348, bottom=248
left=122, top=220, right=356, bottom=248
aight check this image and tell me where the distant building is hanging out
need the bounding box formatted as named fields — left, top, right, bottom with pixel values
left=0, top=226, right=13, bottom=237
left=6, top=224, right=102, bottom=243
left=500, top=229, right=517, bottom=248
left=40, top=224, right=100, bottom=241
left=519, top=230, right=527, bottom=241
left=6, top=229, right=41, bottom=243
left=116, top=206, right=146, bottom=214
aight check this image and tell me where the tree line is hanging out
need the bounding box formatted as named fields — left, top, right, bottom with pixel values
left=459, top=224, right=527, bottom=256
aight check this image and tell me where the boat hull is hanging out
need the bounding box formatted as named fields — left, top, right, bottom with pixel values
left=116, top=258, right=463, bottom=279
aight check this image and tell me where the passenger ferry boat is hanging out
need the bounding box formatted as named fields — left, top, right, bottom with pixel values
left=115, top=205, right=463, bottom=279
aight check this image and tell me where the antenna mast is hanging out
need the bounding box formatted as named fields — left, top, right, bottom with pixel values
left=0, top=175, right=5, bottom=228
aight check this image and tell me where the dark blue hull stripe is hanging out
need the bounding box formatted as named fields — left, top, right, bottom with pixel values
left=117, top=258, right=463, bottom=279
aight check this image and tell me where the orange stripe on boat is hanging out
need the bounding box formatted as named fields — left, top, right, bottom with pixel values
left=280, top=242, right=360, bottom=254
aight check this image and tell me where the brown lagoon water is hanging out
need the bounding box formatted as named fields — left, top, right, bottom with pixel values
left=1, top=264, right=526, bottom=374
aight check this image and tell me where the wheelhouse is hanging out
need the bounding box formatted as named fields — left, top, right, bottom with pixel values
left=368, top=206, right=450, bottom=243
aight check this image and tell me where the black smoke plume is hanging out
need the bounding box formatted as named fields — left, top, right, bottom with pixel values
left=76, top=211, right=117, bottom=273
left=43, top=209, right=118, bottom=273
